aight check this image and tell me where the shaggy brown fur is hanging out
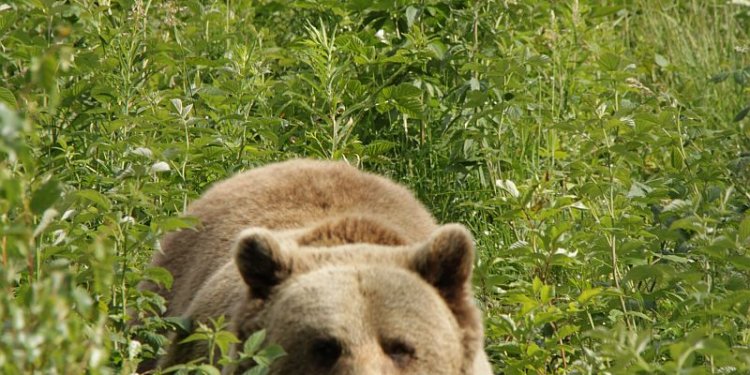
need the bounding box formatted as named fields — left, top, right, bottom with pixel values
left=140, top=159, right=493, bottom=374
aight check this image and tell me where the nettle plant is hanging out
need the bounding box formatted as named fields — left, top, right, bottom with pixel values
left=1, top=0, right=749, bottom=374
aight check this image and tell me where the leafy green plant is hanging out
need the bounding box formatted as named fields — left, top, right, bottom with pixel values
left=163, top=318, right=285, bottom=375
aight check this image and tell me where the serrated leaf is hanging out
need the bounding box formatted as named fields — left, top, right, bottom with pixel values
left=389, top=84, right=423, bottom=118
left=577, top=288, right=603, bottom=304
left=153, top=216, right=199, bottom=232
left=598, top=52, right=621, bottom=71
left=0, top=87, right=17, bottom=109
left=253, top=345, right=286, bottom=367
left=243, top=330, right=267, bottom=356
left=0, top=12, right=17, bottom=35
left=362, top=140, right=396, bottom=157
left=142, top=266, right=174, bottom=289
left=141, top=330, right=169, bottom=347
left=215, top=331, right=240, bottom=355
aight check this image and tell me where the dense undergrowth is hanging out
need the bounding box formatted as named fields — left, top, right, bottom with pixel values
left=2, top=0, right=750, bottom=373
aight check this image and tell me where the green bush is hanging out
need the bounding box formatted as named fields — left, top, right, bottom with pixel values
left=1, top=0, right=749, bottom=373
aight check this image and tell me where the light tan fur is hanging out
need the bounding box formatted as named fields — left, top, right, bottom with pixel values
left=142, top=159, right=493, bottom=374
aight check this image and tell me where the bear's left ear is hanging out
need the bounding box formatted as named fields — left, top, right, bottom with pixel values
left=410, top=224, right=475, bottom=311
left=234, top=228, right=292, bottom=300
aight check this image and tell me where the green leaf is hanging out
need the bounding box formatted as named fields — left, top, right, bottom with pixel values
left=589, top=5, right=623, bottom=17
left=0, top=87, right=17, bottom=109
left=658, top=254, right=691, bottom=264
left=427, top=40, right=446, bottom=60
left=507, top=293, right=539, bottom=315
left=243, top=366, right=270, bottom=375
left=654, top=54, right=669, bottom=68
left=577, top=288, right=603, bottom=304
left=734, top=70, right=749, bottom=86
left=196, top=364, right=222, bottom=375
left=379, top=83, right=423, bottom=118
left=729, top=255, right=750, bottom=270
left=30, top=179, right=61, bottom=215
left=243, top=330, right=267, bottom=356
left=153, top=216, right=200, bottom=232
left=163, top=316, right=192, bottom=332
left=253, top=345, right=286, bottom=367
left=75, top=189, right=112, bottom=210
left=405, top=6, right=418, bottom=29
left=735, top=105, right=750, bottom=122
left=623, top=264, right=672, bottom=283
left=555, top=325, right=579, bottom=339
left=669, top=216, right=703, bottom=232
left=0, top=11, right=17, bottom=35
left=215, top=331, right=240, bottom=356
left=740, top=215, right=750, bottom=241
left=623, top=310, right=655, bottom=323
left=598, top=52, right=621, bottom=71
left=171, top=98, right=183, bottom=114
left=142, top=266, right=174, bottom=289
left=539, top=284, right=553, bottom=304
left=180, top=332, right=209, bottom=344
left=35, top=53, right=58, bottom=95
left=710, top=72, right=729, bottom=83
left=696, top=337, right=731, bottom=357
left=532, top=276, right=542, bottom=294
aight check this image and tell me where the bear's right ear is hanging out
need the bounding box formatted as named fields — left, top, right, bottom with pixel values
left=234, top=228, right=292, bottom=299
left=409, top=224, right=476, bottom=323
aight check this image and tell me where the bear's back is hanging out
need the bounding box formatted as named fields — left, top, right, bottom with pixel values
left=150, top=159, right=437, bottom=317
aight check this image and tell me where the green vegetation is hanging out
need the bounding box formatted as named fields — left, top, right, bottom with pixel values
left=2, top=0, right=750, bottom=373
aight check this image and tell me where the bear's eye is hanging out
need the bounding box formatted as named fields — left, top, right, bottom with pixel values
left=310, top=337, right=343, bottom=368
left=382, top=339, right=415, bottom=367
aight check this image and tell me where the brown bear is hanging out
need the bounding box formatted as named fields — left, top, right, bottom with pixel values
left=142, top=159, right=493, bottom=374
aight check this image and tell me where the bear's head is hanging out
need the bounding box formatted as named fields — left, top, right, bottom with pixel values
left=230, top=222, right=483, bottom=375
